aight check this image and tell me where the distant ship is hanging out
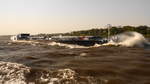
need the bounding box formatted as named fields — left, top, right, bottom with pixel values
left=10, top=33, right=108, bottom=46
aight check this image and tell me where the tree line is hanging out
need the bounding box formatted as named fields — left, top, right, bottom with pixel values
left=37, top=25, right=150, bottom=38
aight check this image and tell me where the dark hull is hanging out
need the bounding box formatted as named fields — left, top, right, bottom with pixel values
left=56, top=40, right=108, bottom=46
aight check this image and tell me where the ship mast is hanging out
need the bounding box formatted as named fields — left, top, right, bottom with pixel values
left=107, top=24, right=112, bottom=41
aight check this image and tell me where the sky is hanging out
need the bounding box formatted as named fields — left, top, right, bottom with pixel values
left=0, top=0, right=150, bottom=35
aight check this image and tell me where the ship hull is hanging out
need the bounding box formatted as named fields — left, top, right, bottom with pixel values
left=56, top=40, right=108, bottom=46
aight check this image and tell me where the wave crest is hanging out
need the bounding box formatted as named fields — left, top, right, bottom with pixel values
left=109, top=32, right=150, bottom=47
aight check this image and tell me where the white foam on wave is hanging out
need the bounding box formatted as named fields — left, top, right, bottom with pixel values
left=48, top=42, right=88, bottom=49
left=0, top=61, right=30, bottom=84
left=11, top=40, right=88, bottom=49
left=0, top=61, right=78, bottom=84
left=109, top=32, right=150, bottom=47
left=93, top=32, right=150, bottom=48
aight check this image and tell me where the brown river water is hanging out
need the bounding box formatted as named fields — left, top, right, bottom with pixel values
left=0, top=35, right=150, bottom=84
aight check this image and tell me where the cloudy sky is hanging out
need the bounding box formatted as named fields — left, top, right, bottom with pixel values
left=0, top=0, right=150, bottom=35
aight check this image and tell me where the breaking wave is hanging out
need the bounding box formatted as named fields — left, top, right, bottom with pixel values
left=109, top=32, right=150, bottom=48
left=93, top=32, right=150, bottom=48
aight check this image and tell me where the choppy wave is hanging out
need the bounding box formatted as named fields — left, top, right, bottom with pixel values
left=0, top=61, right=30, bottom=84
left=1, top=36, right=150, bottom=84
left=0, top=61, right=110, bottom=84
left=0, top=61, right=77, bottom=84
